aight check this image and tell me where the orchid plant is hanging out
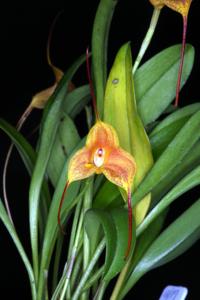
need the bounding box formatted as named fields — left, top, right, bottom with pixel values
left=1, top=0, right=200, bottom=299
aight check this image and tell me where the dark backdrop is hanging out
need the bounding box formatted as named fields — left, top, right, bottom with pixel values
left=0, top=1, right=200, bottom=299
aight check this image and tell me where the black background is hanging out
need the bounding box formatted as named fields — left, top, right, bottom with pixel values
left=0, top=1, right=200, bottom=299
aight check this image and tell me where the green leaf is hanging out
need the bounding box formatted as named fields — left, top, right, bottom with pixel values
left=63, top=85, right=90, bottom=119
left=37, top=138, right=86, bottom=300
left=0, top=118, right=35, bottom=174
left=104, top=42, right=154, bottom=225
left=133, top=210, right=168, bottom=269
left=138, top=165, right=200, bottom=237
left=92, top=0, right=118, bottom=117
left=151, top=103, right=200, bottom=135
left=85, top=209, right=116, bottom=272
left=0, top=118, right=50, bottom=227
left=120, top=198, right=200, bottom=298
left=110, top=210, right=167, bottom=300
left=152, top=140, right=200, bottom=203
left=29, top=54, right=86, bottom=284
left=104, top=42, right=154, bottom=189
left=150, top=103, right=200, bottom=158
left=84, top=208, right=136, bottom=282
left=0, top=199, right=36, bottom=300
left=135, top=44, right=195, bottom=125
left=132, top=110, right=200, bottom=208
left=93, top=180, right=122, bottom=209
left=47, top=113, right=80, bottom=186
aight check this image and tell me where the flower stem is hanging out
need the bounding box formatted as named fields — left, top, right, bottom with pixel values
left=70, top=251, right=83, bottom=293
left=93, top=280, right=107, bottom=300
left=82, top=266, right=104, bottom=292
left=132, top=7, right=161, bottom=74
left=71, top=239, right=106, bottom=300
left=110, top=256, right=132, bottom=300
left=81, top=179, right=94, bottom=300
left=67, top=197, right=83, bottom=260
left=59, top=211, right=84, bottom=300
left=52, top=233, right=64, bottom=292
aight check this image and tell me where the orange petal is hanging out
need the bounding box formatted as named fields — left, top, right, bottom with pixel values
left=103, top=147, right=136, bottom=192
left=86, top=121, right=119, bottom=150
left=68, top=147, right=96, bottom=183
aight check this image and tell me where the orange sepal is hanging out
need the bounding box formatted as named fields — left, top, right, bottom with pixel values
left=163, top=0, right=192, bottom=17
left=103, top=147, right=136, bottom=193
left=86, top=121, right=119, bottom=149
left=149, top=0, right=192, bottom=15
left=30, top=83, right=57, bottom=109
left=68, top=147, right=96, bottom=183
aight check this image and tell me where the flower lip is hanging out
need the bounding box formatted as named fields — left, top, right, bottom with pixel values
left=93, top=147, right=105, bottom=168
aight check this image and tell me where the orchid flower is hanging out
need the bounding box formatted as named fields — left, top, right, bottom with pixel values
left=58, top=50, right=137, bottom=258
left=149, top=0, right=192, bottom=106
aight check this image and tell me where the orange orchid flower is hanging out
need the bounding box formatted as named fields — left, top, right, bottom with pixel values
left=149, top=0, right=192, bottom=106
left=58, top=50, right=137, bottom=258
left=164, top=0, right=192, bottom=107
left=58, top=121, right=136, bottom=258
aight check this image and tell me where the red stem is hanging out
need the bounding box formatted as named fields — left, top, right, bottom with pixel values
left=125, top=188, right=133, bottom=259
left=86, top=48, right=99, bottom=120
left=174, top=15, right=188, bottom=107
left=58, top=180, right=70, bottom=234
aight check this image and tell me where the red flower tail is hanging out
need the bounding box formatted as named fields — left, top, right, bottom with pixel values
left=125, top=188, right=133, bottom=259
left=175, top=15, right=188, bottom=107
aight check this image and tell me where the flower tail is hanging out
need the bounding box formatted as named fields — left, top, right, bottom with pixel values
left=174, top=15, right=188, bottom=107
left=125, top=187, right=133, bottom=259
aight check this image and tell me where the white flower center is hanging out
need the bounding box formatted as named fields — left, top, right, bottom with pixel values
left=93, top=148, right=105, bottom=168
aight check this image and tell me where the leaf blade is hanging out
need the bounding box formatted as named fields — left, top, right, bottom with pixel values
left=121, top=198, right=200, bottom=298
left=135, top=44, right=195, bottom=125
left=132, top=110, right=200, bottom=208
left=0, top=199, right=36, bottom=299
left=92, top=0, right=118, bottom=116
left=29, top=54, right=86, bottom=284
left=84, top=207, right=136, bottom=282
